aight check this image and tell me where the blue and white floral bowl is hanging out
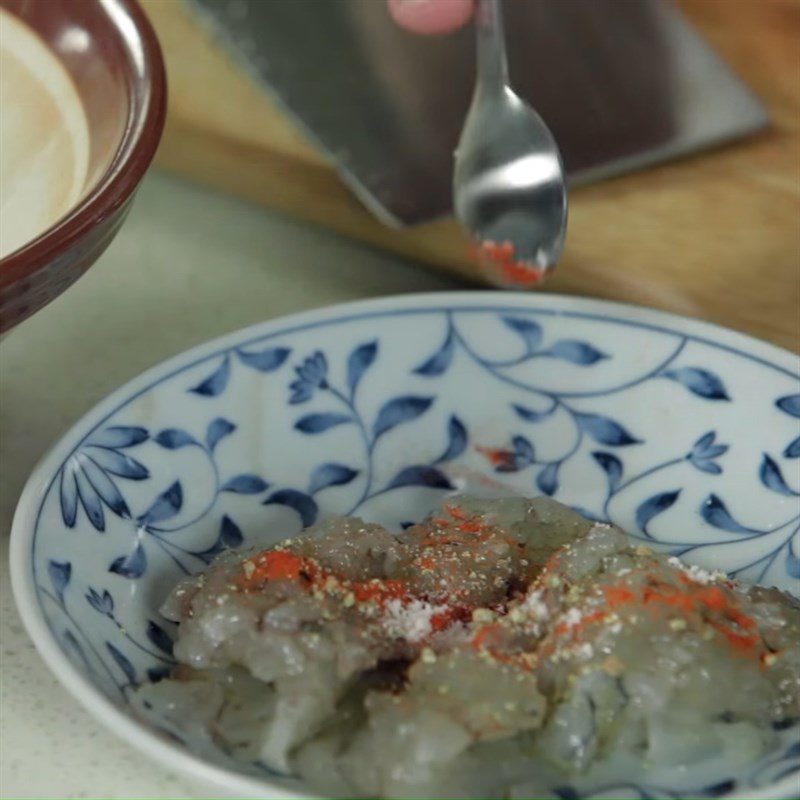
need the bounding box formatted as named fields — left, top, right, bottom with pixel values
left=10, top=293, right=800, bottom=799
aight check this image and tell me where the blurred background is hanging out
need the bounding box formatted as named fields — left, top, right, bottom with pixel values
left=142, top=0, right=799, bottom=349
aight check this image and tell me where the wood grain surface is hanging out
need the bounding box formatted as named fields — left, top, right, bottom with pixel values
left=141, top=0, right=800, bottom=351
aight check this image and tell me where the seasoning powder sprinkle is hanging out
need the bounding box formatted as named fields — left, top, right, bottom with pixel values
left=383, top=598, right=450, bottom=642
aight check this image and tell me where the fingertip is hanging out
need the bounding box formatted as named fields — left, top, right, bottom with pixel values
left=388, top=0, right=474, bottom=36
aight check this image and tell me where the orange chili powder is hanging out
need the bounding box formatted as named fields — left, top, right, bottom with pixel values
left=472, top=623, right=502, bottom=651
left=600, top=574, right=761, bottom=657
left=239, top=550, right=315, bottom=589
left=472, top=240, right=546, bottom=288
left=695, top=586, right=727, bottom=612
left=445, top=504, right=467, bottom=521
left=414, top=554, right=438, bottom=571
left=475, top=445, right=517, bottom=470
left=431, top=605, right=472, bottom=632
left=604, top=586, right=635, bottom=608
left=456, top=519, right=486, bottom=534
left=352, top=579, right=408, bottom=606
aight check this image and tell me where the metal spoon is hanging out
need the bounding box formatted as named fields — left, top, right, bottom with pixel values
left=453, top=0, right=567, bottom=288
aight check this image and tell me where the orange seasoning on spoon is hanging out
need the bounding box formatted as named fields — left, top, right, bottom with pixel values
left=472, top=239, right=547, bottom=288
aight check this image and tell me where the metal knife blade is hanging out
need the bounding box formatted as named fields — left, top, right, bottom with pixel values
left=186, top=0, right=768, bottom=227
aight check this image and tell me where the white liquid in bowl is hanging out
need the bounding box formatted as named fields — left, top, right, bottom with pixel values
left=0, top=9, right=90, bottom=259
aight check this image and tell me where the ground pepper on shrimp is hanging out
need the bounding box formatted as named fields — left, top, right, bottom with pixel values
left=136, top=496, right=800, bottom=799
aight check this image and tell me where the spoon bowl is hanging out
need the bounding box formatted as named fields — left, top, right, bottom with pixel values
left=454, top=0, right=567, bottom=287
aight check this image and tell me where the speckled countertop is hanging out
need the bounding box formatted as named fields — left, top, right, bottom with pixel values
left=0, top=171, right=460, bottom=798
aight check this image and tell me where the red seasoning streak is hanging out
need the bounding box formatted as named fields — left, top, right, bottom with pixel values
left=638, top=576, right=760, bottom=653
left=472, top=623, right=502, bottom=652
left=241, top=550, right=317, bottom=585
left=422, top=512, right=500, bottom=546
left=471, top=622, right=537, bottom=671
left=236, top=511, right=515, bottom=645
left=238, top=535, right=764, bottom=673
left=476, top=445, right=518, bottom=472
left=444, top=504, right=467, bottom=521
left=431, top=605, right=473, bottom=632
left=453, top=519, right=485, bottom=534
left=239, top=550, right=410, bottom=606
left=427, top=504, right=525, bottom=555
left=483, top=555, right=763, bottom=666
left=352, top=579, right=408, bottom=605
left=559, top=576, right=761, bottom=658
left=236, top=548, right=473, bottom=630
left=472, top=239, right=547, bottom=288
left=603, top=586, right=635, bottom=608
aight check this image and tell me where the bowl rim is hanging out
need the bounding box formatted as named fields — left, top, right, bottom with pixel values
left=9, top=292, right=800, bottom=800
left=0, top=0, right=167, bottom=284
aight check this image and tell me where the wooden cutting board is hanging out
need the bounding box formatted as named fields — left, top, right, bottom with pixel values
left=141, top=0, right=800, bottom=352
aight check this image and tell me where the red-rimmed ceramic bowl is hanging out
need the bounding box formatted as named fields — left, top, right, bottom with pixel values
left=0, top=0, right=166, bottom=334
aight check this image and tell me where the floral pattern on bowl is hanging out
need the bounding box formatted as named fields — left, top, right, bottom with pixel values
left=11, top=293, right=800, bottom=800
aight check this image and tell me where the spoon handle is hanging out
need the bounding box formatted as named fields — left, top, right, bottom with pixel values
left=475, top=0, right=509, bottom=91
